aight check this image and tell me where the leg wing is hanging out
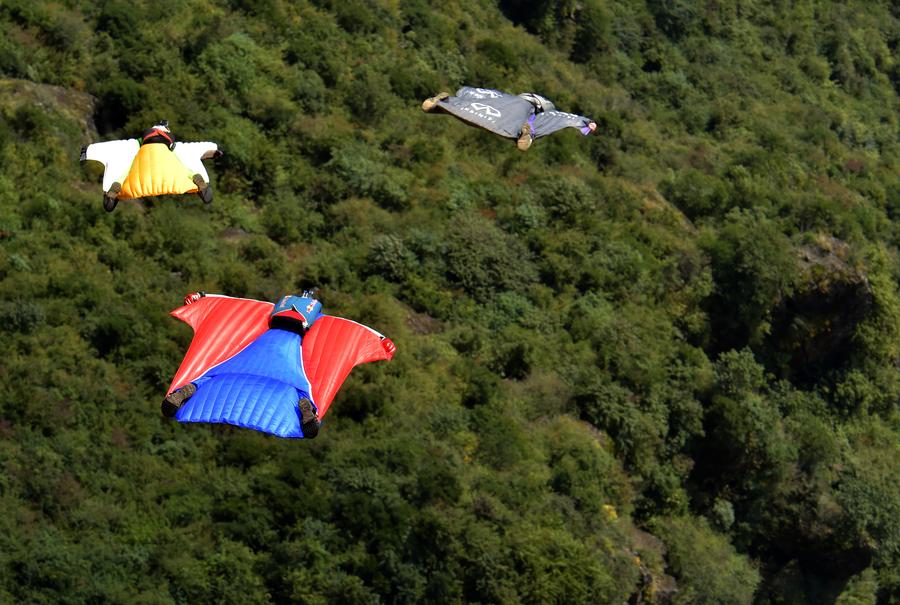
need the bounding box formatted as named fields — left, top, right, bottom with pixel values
left=175, top=374, right=307, bottom=438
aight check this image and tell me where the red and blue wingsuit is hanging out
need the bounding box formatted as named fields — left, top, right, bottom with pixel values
left=162, top=292, right=396, bottom=438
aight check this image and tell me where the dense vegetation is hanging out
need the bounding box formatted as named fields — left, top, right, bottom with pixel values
left=0, top=0, right=898, bottom=603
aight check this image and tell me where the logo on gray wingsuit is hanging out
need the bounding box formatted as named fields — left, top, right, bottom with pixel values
left=469, top=103, right=501, bottom=117
left=474, top=88, right=503, bottom=99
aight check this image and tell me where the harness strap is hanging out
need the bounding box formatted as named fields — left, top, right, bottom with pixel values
left=142, top=128, right=173, bottom=145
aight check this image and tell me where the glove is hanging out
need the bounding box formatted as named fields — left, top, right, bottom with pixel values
left=184, top=291, right=206, bottom=305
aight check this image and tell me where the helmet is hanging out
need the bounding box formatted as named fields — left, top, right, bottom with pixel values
left=270, top=294, right=322, bottom=330
left=518, top=93, right=555, bottom=113
left=142, top=120, right=174, bottom=146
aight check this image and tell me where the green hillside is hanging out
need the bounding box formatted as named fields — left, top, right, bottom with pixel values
left=0, top=1, right=898, bottom=603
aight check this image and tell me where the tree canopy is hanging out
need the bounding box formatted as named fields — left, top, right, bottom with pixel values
left=0, top=0, right=898, bottom=603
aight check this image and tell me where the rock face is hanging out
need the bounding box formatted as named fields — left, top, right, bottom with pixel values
left=0, top=78, right=97, bottom=142
left=766, top=235, right=872, bottom=385
left=629, top=528, right=679, bottom=605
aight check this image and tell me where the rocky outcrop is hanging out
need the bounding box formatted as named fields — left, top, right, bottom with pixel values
left=766, top=235, right=872, bottom=384
left=629, top=528, right=679, bottom=604
left=0, top=78, right=97, bottom=143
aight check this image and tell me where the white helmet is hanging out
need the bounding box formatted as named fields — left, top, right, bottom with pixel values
left=518, top=93, right=555, bottom=112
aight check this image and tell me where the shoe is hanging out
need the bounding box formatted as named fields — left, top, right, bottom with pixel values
left=193, top=174, right=213, bottom=204
left=421, top=92, right=449, bottom=112
left=103, top=182, right=121, bottom=212
left=517, top=122, right=533, bottom=151
left=298, top=397, right=319, bottom=439
left=162, top=383, right=197, bottom=418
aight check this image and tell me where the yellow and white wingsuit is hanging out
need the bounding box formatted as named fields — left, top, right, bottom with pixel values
left=81, top=123, right=221, bottom=212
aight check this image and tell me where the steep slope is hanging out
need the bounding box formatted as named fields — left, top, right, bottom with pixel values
left=0, top=1, right=897, bottom=603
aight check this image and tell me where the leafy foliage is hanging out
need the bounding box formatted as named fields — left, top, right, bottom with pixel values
left=0, top=0, right=898, bottom=603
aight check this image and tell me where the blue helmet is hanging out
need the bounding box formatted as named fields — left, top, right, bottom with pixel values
left=270, top=293, right=322, bottom=330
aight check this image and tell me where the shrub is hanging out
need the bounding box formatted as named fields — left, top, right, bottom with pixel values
left=444, top=213, right=538, bottom=299
left=650, top=516, right=760, bottom=604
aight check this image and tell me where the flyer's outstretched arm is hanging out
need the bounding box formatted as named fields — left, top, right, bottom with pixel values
left=302, top=316, right=396, bottom=417
left=167, top=294, right=273, bottom=393
left=82, top=139, right=140, bottom=192
left=532, top=111, right=597, bottom=139
left=173, top=142, right=222, bottom=185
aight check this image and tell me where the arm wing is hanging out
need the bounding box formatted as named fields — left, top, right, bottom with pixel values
left=83, top=139, right=140, bottom=191
left=531, top=110, right=595, bottom=139
left=302, top=316, right=396, bottom=418
left=167, top=295, right=273, bottom=393
left=172, top=142, right=219, bottom=183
